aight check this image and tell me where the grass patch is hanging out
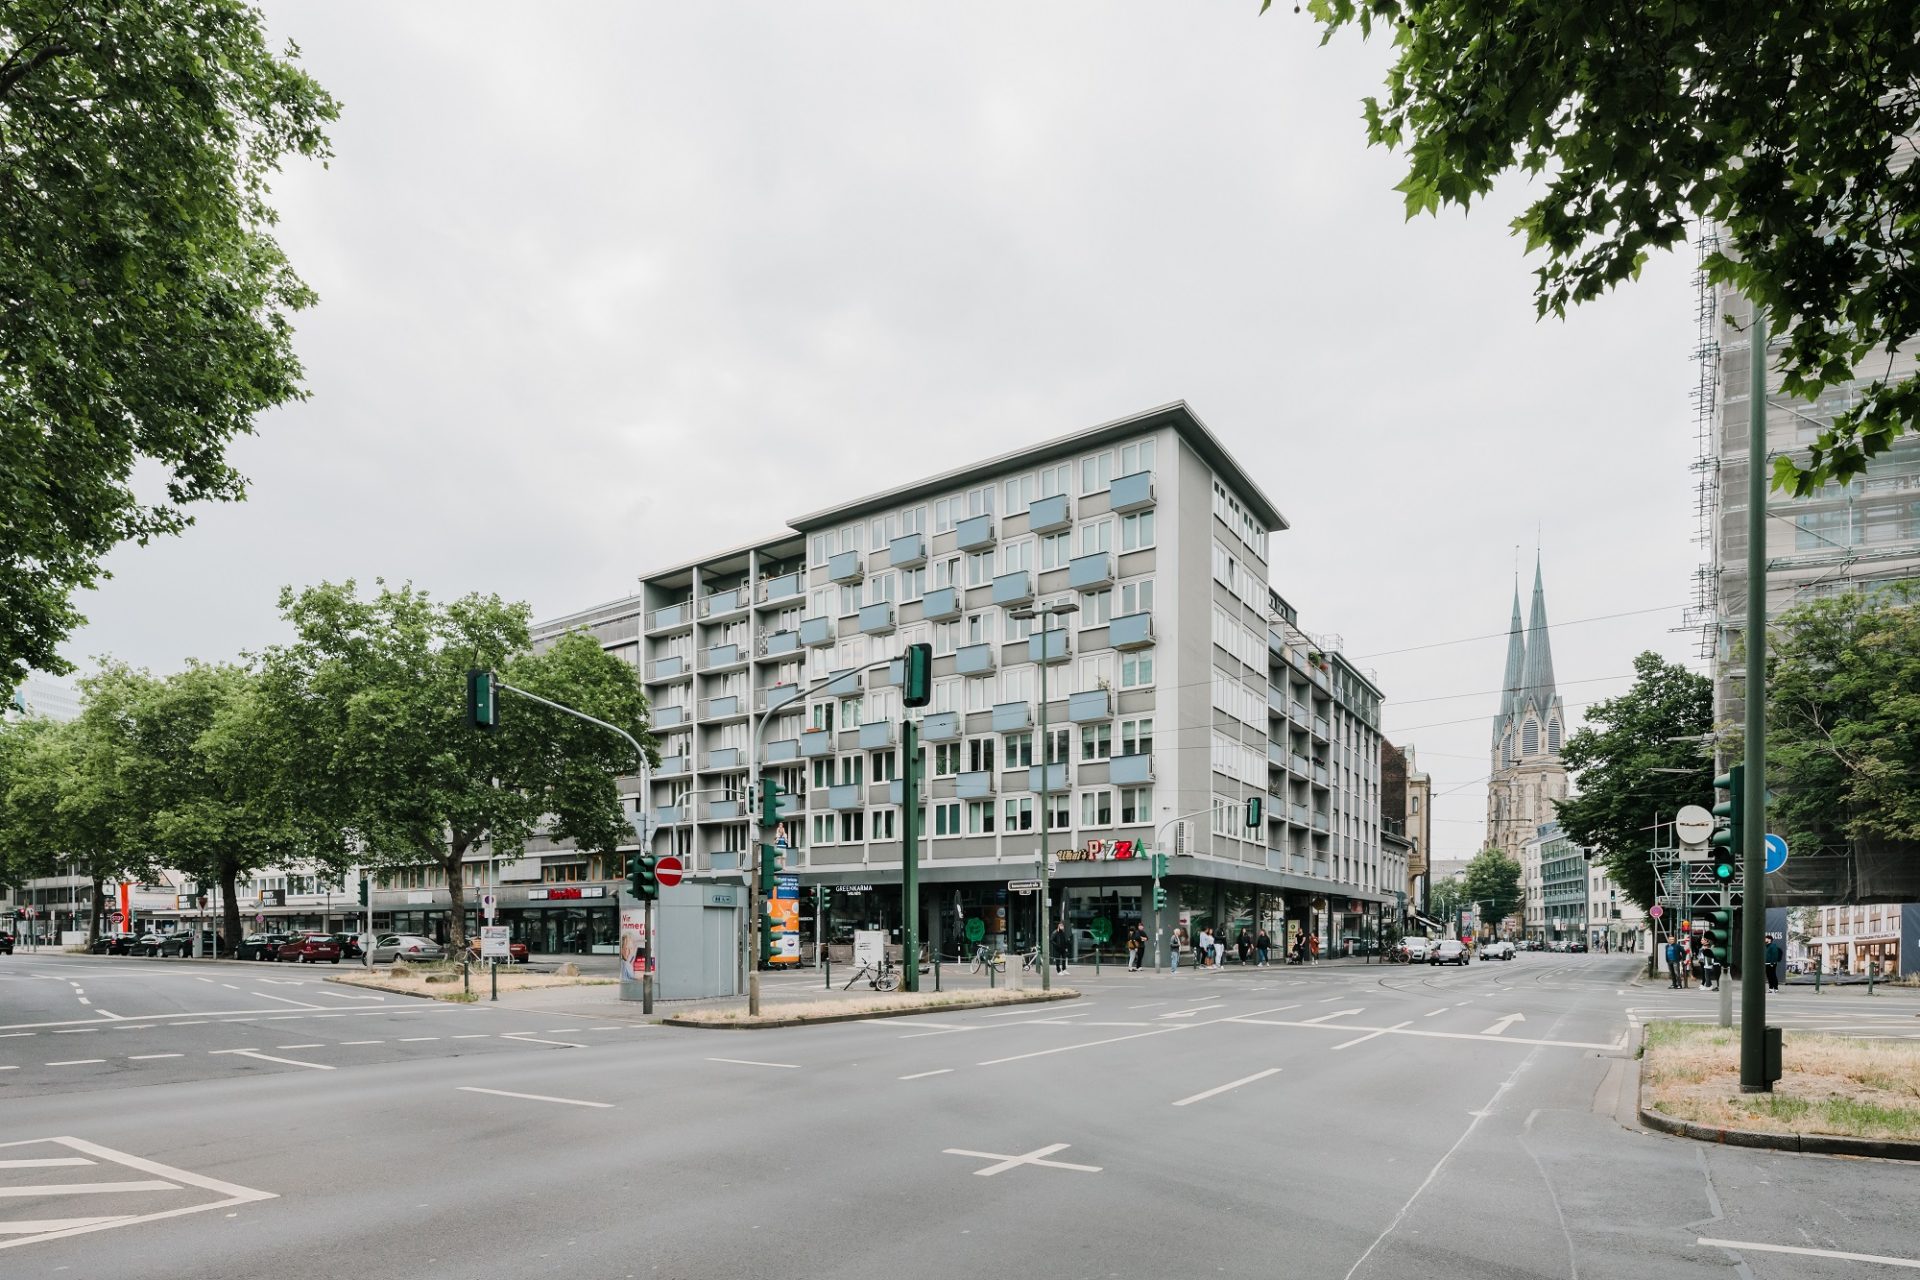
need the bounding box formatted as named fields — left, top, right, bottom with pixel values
left=440, top=990, right=479, bottom=1003
left=673, top=987, right=1078, bottom=1025
left=1644, top=1019, right=1920, bottom=1142
left=331, top=967, right=617, bottom=1000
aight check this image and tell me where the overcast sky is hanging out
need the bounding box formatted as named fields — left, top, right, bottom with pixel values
left=59, top=1, right=1705, bottom=859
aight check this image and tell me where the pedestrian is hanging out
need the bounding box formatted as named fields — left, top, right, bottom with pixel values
left=1255, top=928, right=1271, bottom=967
left=1212, top=929, right=1227, bottom=970
left=1051, top=921, right=1069, bottom=975
left=1665, top=937, right=1684, bottom=988
left=1171, top=925, right=1185, bottom=973
left=1307, top=933, right=1320, bottom=965
left=1764, top=933, right=1783, bottom=991
left=1127, top=923, right=1145, bottom=972
left=1236, top=928, right=1252, bottom=968
left=1198, top=927, right=1214, bottom=969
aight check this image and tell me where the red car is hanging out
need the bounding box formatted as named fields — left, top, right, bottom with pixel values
left=277, top=933, right=342, bottom=964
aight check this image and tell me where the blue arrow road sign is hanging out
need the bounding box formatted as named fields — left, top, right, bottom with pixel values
left=1764, top=833, right=1788, bottom=876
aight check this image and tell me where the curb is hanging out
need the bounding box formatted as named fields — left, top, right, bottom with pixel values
left=326, top=973, right=450, bottom=1002
left=662, top=989, right=1079, bottom=1030
left=1635, top=1024, right=1920, bottom=1161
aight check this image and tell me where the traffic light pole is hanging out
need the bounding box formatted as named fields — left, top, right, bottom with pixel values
left=1719, top=883, right=1733, bottom=1029
left=1741, top=307, right=1770, bottom=1092
left=901, top=717, right=920, bottom=992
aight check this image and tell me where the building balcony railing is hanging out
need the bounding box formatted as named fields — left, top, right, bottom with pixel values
left=1067, top=688, right=1110, bottom=723
left=1290, top=752, right=1312, bottom=778
left=800, top=615, right=835, bottom=648
left=1312, top=716, right=1330, bottom=742
left=991, top=701, right=1032, bottom=732
left=956, top=643, right=996, bottom=676
left=700, top=695, right=748, bottom=721
left=800, top=729, right=833, bottom=758
left=1290, top=699, right=1311, bottom=724
left=889, top=532, right=926, bottom=568
left=858, top=720, right=895, bottom=750
left=991, top=569, right=1033, bottom=608
left=1028, top=493, right=1072, bottom=534
left=1109, top=752, right=1153, bottom=785
left=699, top=643, right=745, bottom=670
left=956, top=513, right=996, bottom=552
left=653, top=704, right=687, bottom=729
left=827, top=783, right=864, bottom=811
left=1028, top=761, right=1070, bottom=794
left=1109, top=612, right=1154, bottom=650
left=828, top=549, right=865, bottom=584
left=759, top=571, right=805, bottom=604
left=657, top=756, right=690, bottom=778
left=1268, top=686, right=1289, bottom=717
left=822, top=668, right=861, bottom=697
left=957, top=770, right=995, bottom=799
left=1312, top=763, right=1329, bottom=787
left=656, top=805, right=686, bottom=826
left=648, top=602, right=691, bottom=632
left=704, top=747, right=744, bottom=771
left=1312, top=810, right=1329, bottom=833
left=1028, top=628, right=1070, bottom=665
left=705, top=799, right=743, bottom=821
left=646, top=655, right=689, bottom=681
left=857, top=601, right=896, bottom=635
left=922, top=586, right=962, bottom=621
left=1110, top=470, right=1155, bottom=514
left=765, top=738, right=801, bottom=763
left=1067, top=551, right=1114, bottom=591
left=1289, top=802, right=1310, bottom=828
left=756, top=682, right=800, bottom=714
left=761, top=629, right=801, bottom=657
left=921, top=711, right=962, bottom=742
left=700, top=587, right=747, bottom=619
left=1267, top=741, right=1286, bottom=768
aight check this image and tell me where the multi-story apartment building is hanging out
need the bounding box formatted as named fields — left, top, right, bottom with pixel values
left=1806, top=904, right=1918, bottom=978
left=1584, top=860, right=1645, bottom=953
left=464, top=403, right=1396, bottom=968
left=1533, top=821, right=1589, bottom=946
left=1520, top=828, right=1546, bottom=941
left=1381, top=740, right=1433, bottom=913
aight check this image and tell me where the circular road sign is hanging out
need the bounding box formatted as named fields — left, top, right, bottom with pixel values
left=1674, top=805, right=1714, bottom=845
left=655, top=855, right=684, bottom=888
left=1648, top=905, right=1664, bottom=920
left=964, top=917, right=986, bottom=944
left=1089, top=917, right=1113, bottom=943
left=1764, top=833, right=1789, bottom=876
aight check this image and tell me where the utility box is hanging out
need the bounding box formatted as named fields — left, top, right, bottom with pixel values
left=654, top=881, right=742, bottom=999
left=1764, top=1025, right=1783, bottom=1084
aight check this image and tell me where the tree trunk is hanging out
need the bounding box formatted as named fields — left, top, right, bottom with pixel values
left=443, top=839, right=470, bottom=950
left=88, top=875, right=105, bottom=945
left=219, top=859, right=243, bottom=957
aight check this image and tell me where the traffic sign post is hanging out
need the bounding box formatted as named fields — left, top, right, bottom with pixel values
left=1764, top=833, right=1789, bottom=877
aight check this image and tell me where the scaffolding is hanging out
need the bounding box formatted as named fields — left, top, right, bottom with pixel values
left=1682, top=226, right=1722, bottom=663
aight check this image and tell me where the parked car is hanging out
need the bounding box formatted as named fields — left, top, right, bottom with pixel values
left=277, top=934, right=342, bottom=964
left=0, top=931, right=13, bottom=955
left=369, top=934, right=445, bottom=964
left=1569, top=941, right=1590, bottom=953
left=464, top=935, right=530, bottom=964
left=1480, top=940, right=1516, bottom=961
left=1429, top=939, right=1472, bottom=966
left=234, top=932, right=293, bottom=961
left=137, top=931, right=195, bottom=957
left=1399, top=937, right=1434, bottom=963
left=89, top=932, right=142, bottom=955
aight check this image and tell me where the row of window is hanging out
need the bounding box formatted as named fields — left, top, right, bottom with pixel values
left=806, top=785, right=1156, bottom=846
left=1212, top=479, right=1269, bottom=562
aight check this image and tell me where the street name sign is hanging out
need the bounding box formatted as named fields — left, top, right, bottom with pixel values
left=1009, top=879, right=1041, bottom=893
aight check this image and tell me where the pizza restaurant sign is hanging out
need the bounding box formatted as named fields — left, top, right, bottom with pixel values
left=1055, top=839, right=1142, bottom=863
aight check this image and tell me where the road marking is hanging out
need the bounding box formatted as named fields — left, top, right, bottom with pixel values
left=864, top=1019, right=969, bottom=1029
left=0, top=1180, right=178, bottom=1198
left=1127, top=1001, right=1170, bottom=1009
left=1299, top=1008, right=1364, bottom=1024
left=210, top=1049, right=334, bottom=1071
left=1226, top=1016, right=1623, bottom=1052
left=899, top=1068, right=954, bottom=1080
left=452, top=1034, right=490, bottom=1039
left=500, top=1033, right=586, bottom=1049
left=1158, top=1005, right=1224, bottom=1019
left=0, top=1134, right=276, bottom=1251
left=1481, top=1013, right=1527, bottom=1036
left=456, top=1086, right=613, bottom=1109
left=944, top=1143, right=1101, bottom=1177
left=246, top=990, right=327, bottom=1009
left=276, top=1044, right=324, bottom=1050
left=1697, top=1238, right=1920, bottom=1270
left=222, top=984, right=240, bottom=990
left=76, top=998, right=90, bottom=1006
left=0, top=1217, right=138, bottom=1234
left=128, top=1054, right=184, bottom=1061
left=980, top=1004, right=1088, bottom=1018
left=398, top=1037, right=440, bottom=1042
left=1080, top=1021, right=1153, bottom=1027
left=1172, top=1068, right=1282, bottom=1107
left=52, top=1029, right=97, bottom=1034
left=340, top=1040, right=383, bottom=1045
left=46, top=1060, right=105, bottom=1066
left=0, top=1158, right=93, bottom=1168
left=979, top=1025, right=1184, bottom=1066
left=1423, top=1009, right=1449, bottom=1018
left=706, top=1057, right=799, bottom=1070
left=1334, top=1021, right=1414, bottom=1051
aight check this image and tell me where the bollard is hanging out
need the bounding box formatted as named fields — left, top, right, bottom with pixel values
left=989, top=958, right=996, bottom=990
left=1868, top=964, right=1876, bottom=996
left=824, top=950, right=831, bottom=991
left=490, top=958, right=497, bottom=1002
left=934, top=954, right=941, bottom=992
left=1814, top=956, right=1822, bottom=994
left=1095, top=947, right=1100, bottom=976
left=463, top=962, right=470, bottom=996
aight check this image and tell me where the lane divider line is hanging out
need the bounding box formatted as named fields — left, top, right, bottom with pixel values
left=1172, top=1067, right=1282, bottom=1107
left=456, top=1086, right=613, bottom=1109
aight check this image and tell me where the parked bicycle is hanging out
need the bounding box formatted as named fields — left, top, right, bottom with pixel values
left=843, top=954, right=899, bottom=992
left=968, top=944, right=1005, bottom=975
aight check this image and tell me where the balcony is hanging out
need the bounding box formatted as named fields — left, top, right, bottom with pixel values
left=646, top=655, right=688, bottom=681
left=1268, top=687, right=1289, bottom=718
left=921, top=711, right=961, bottom=742
left=700, top=643, right=745, bottom=670
left=827, top=784, right=864, bottom=811
left=800, top=729, right=833, bottom=758
left=991, top=569, right=1033, bottom=608
left=858, top=720, right=895, bottom=750
left=1290, top=699, right=1311, bottom=725
left=765, top=738, right=801, bottom=763
left=649, top=603, right=691, bottom=631
left=1028, top=628, right=1069, bottom=665
left=704, top=747, right=743, bottom=771
left=700, top=587, right=747, bottom=618
left=1267, top=741, right=1286, bottom=768
left=1109, top=612, right=1154, bottom=650
left=800, top=616, right=835, bottom=648
left=705, top=799, right=743, bottom=821
left=653, top=704, right=687, bottom=729
left=1110, top=470, right=1155, bottom=514
left=957, top=770, right=995, bottom=799
left=657, top=756, right=690, bottom=778
left=1312, top=762, right=1330, bottom=788
left=1312, top=716, right=1330, bottom=742
left=757, top=682, right=800, bottom=713
left=956, top=642, right=996, bottom=676
left=1068, top=551, right=1114, bottom=591
left=955, top=513, right=996, bottom=551
left=1109, top=752, right=1153, bottom=785
left=828, top=549, right=865, bottom=584
left=759, top=571, right=805, bottom=604
left=1028, top=761, right=1070, bottom=794
left=1312, top=810, right=1330, bottom=833
left=1028, top=493, right=1072, bottom=534
left=822, top=668, right=861, bottom=697
left=922, top=586, right=962, bottom=621
left=889, top=532, right=926, bottom=568
left=1290, top=752, right=1313, bottom=778
left=1289, top=803, right=1310, bottom=828
left=762, top=629, right=801, bottom=657
left=888, top=779, right=906, bottom=807
left=1067, top=688, right=1110, bottom=722
left=700, top=695, right=746, bottom=721
left=858, top=601, right=896, bottom=636
left=992, top=701, right=1032, bottom=732
left=656, top=805, right=686, bottom=826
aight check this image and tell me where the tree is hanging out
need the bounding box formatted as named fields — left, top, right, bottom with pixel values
left=1555, top=652, right=1714, bottom=908
left=1462, top=847, right=1523, bottom=934
left=0, top=2, right=338, bottom=696
left=1767, top=586, right=1920, bottom=852
left=1287, top=0, right=1920, bottom=495
left=259, top=581, right=657, bottom=950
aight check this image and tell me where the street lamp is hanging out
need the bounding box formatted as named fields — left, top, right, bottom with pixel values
left=1008, top=599, right=1078, bottom=992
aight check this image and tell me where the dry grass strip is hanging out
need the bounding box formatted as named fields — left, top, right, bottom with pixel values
left=1644, top=1020, right=1920, bottom=1141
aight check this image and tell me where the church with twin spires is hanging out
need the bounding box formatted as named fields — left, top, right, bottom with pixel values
left=1487, top=560, right=1569, bottom=859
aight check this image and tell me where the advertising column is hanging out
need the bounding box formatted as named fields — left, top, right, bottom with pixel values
left=768, top=874, right=800, bottom=965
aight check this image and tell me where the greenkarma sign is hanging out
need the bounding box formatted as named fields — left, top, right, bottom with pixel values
left=1090, top=917, right=1113, bottom=943
left=965, top=918, right=986, bottom=943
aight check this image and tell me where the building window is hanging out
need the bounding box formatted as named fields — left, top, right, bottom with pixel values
left=1117, top=578, right=1154, bottom=615
left=543, top=863, right=587, bottom=884
left=1080, top=790, right=1113, bottom=827
left=1047, top=792, right=1071, bottom=831
left=967, top=800, right=996, bottom=834
left=1079, top=519, right=1113, bottom=556
left=1120, top=785, right=1153, bottom=824
left=1080, top=588, right=1111, bottom=626
left=967, top=736, right=997, bottom=773
left=966, top=550, right=995, bottom=587
left=811, top=813, right=835, bottom=846
left=1120, top=717, right=1154, bottom=756
left=934, top=742, right=962, bottom=777
left=1003, top=732, right=1033, bottom=768
left=1040, top=532, right=1072, bottom=571
left=839, top=811, right=865, bottom=843
left=871, top=750, right=897, bottom=783
left=1121, top=510, right=1156, bottom=552
left=1002, top=539, right=1034, bottom=574
left=1121, top=650, right=1155, bottom=689
left=1080, top=451, right=1114, bottom=495
left=1080, top=722, right=1112, bottom=760
left=870, top=809, right=896, bottom=841
left=933, top=801, right=962, bottom=837
left=1120, top=437, right=1156, bottom=475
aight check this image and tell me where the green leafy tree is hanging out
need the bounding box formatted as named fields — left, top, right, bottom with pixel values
left=258, top=581, right=657, bottom=950
left=1462, top=847, right=1523, bottom=934
left=1767, top=587, right=1920, bottom=851
left=0, top=1, right=338, bottom=695
left=1555, top=652, right=1713, bottom=908
left=1287, top=0, right=1920, bottom=494
left=1429, top=874, right=1467, bottom=930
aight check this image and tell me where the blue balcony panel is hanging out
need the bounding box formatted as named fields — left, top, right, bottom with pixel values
left=889, top=532, right=927, bottom=568
left=760, top=571, right=804, bottom=603
left=706, top=799, right=743, bottom=821
left=1068, top=552, right=1114, bottom=591
left=1290, top=803, right=1310, bottom=827
left=762, top=630, right=801, bottom=657
left=800, top=616, right=835, bottom=647
left=1067, top=688, right=1110, bottom=723
left=701, top=695, right=744, bottom=720
left=1109, top=752, right=1153, bottom=785
left=702, top=643, right=743, bottom=669
left=1028, top=629, right=1069, bottom=666
left=1110, top=470, right=1155, bottom=514
left=1027, top=762, right=1070, bottom=794
left=705, top=747, right=743, bottom=771
left=800, top=730, right=833, bottom=758
left=828, top=784, right=864, bottom=811
left=1028, top=493, right=1072, bottom=534
left=1109, top=612, right=1154, bottom=651
left=649, top=603, right=690, bottom=631
left=765, top=738, right=801, bottom=763
left=652, top=704, right=687, bottom=728
left=991, top=701, right=1032, bottom=733
left=758, top=683, right=800, bottom=713
left=922, top=586, right=962, bottom=621
left=921, top=711, right=962, bottom=742
left=858, top=601, right=896, bottom=635
left=828, top=549, right=865, bottom=584
left=823, top=668, right=861, bottom=697
left=656, top=805, right=685, bottom=825
left=657, top=755, right=689, bottom=778
left=955, top=513, right=996, bottom=552
left=647, top=655, right=687, bottom=680
left=858, top=720, right=895, bottom=750
left=957, top=771, right=995, bottom=799
left=991, top=570, right=1034, bottom=608
left=956, top=643, right=996, bottom=676
left=701, top=587, right=746, bottom=617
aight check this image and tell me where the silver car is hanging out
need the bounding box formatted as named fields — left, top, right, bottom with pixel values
left=369, top=934, right=445, bottom=964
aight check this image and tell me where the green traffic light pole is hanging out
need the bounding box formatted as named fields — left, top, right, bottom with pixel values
left=1740, top=307, right=1771, bottom=1092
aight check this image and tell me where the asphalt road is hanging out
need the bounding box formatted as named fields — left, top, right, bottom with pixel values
left=3, top=951, right=1916, bottom=1278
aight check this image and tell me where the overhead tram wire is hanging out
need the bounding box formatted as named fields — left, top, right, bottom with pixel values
left=1350, top=602, right=1691, bottom=661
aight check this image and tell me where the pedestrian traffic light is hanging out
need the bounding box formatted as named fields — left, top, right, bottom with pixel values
left=628, top=853, right=658, bottom=901
left=902, top=642, right=933, bottom=708
left=1152, top=886, right=1168, bottom=911
left=760, top=777, right=783, bottom=828
left=1151, top=853, right=1168, bottom=879
left=1245, top=797, right=1262, bottom=828
left=1704, top=909, right=1733, bottom=965
left=357, top=877, right=368, bottom=907
left=1710, top=765, right=1743, bottom=883
left=466, top=668, right=498, bottom=731
left=758, top=843, right=781, bottom=896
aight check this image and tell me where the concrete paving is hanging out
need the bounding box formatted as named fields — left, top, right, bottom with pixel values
left=2, top=951, right=1916, bottom=1277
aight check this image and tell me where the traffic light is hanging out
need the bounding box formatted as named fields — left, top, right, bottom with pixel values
left=1711, top=765, right=1743, bottom=882
left=758, top=843, right=783, bottom=896
left=1245, top=797, right=1262, bottom=828
left=466, top=668, right=498, bottom=731
left=1704, top=908, right=1733, bottom=965
left=760, top=777, right=783, bottom=828
left=1151, top=853, right=1168, bottom=879
left=902, top=642, right=933, bottom=708
left=628, top=853, right=659, bottom=901
left=357, top=877, right=369, bottom=908
left=1152, top=886, right=1168, bottom=911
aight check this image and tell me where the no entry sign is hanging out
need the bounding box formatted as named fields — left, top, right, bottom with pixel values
left=655, top=855, right=684, bottom=888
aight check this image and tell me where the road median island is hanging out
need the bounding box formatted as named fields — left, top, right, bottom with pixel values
left=331, top=964, right=618, bottom=1003
left=664, top=988, right=1080, bottom=1029
left=1638, top=1019, right=1920, bottom=1160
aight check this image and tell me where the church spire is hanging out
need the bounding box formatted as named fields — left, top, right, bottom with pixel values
left=1522, top=555, right=1558, bottom=717
left=1495, top=581, right=1526, bottom=737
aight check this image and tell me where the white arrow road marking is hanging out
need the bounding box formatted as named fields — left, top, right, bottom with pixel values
left=0, top=1158, right=92, bottom=1168
left=1172, top=1068, right=1282, bottom=1107
left=0, top=1181, right=177, bottom=1197
left=1299, top=1008, right=1365, bottom=1025
left=1158, top=1005, right=1224, bottom=1019
left=500, top=1033, right=586, bottom=1049
left=0, top=1217, right=138, bottom=1234
left=1697, top=1239, right=1920, bottom=1270
left=1481, top=1013, right=1527, bottom=1036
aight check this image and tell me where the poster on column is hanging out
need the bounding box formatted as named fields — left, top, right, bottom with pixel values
left=618, top=906, right=652, bottom=984
left=767, top=874, right=800, bottom=964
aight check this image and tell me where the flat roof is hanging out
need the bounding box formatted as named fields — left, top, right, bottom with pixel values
left=786, top=401, right=1288, bottom=533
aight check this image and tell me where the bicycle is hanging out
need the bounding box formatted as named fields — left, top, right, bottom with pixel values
left=968, top=944, right=1005, bottom=975
left=843, top=954, right=899, bottom=992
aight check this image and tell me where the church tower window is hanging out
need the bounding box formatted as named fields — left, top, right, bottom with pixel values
left=1522, top=718, right=1540, bottom=756
left=1547, top=718, right=1561, bottom=753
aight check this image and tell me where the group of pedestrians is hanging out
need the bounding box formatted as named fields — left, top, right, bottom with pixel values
left=1663, top=931, right=1788, bottom=991
left=1043, top=920, right=1311, bottom=974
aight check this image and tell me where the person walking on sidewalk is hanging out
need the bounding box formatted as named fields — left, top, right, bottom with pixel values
left=1198, top=927, right=1214, bottom=970
left=1764, top=933, right=1784, bottom=991
left=1171, top=925, right=1186, bottom=973
left=1051, top=922, right=1069, bottom=975
left=1255, top=928, right=1271, bottom=967
left=1666, top=937, right=1685, bottom=988
left=1127, top=923, right=1145, bottom=972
